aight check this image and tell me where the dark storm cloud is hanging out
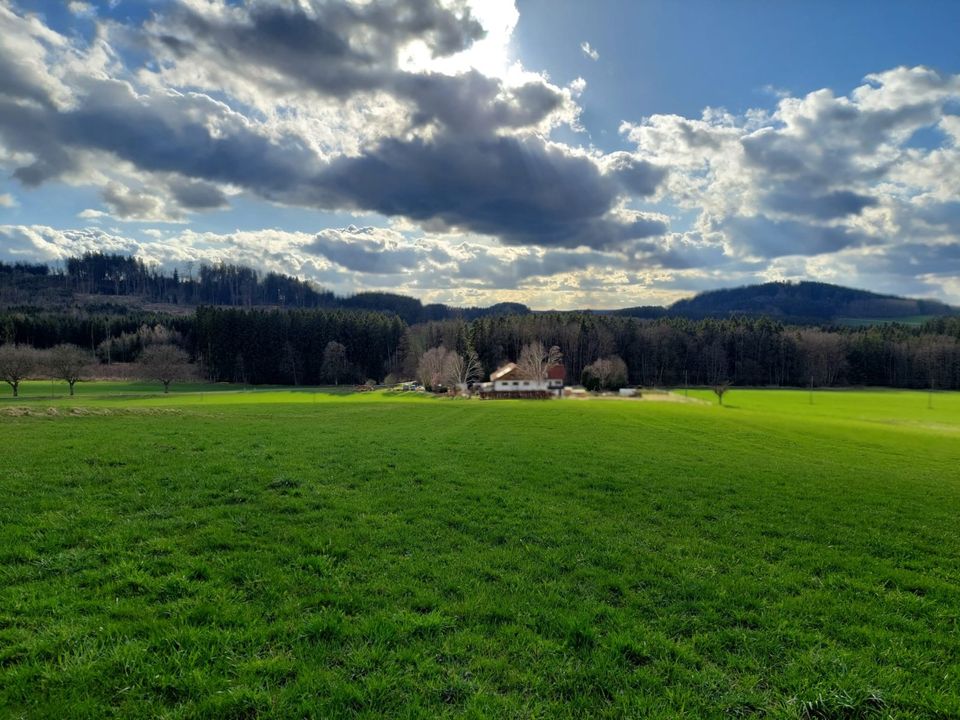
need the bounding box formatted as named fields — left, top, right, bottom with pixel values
left=169, top=178, right=229, bottom=210
left=60, top=85, right=316, bottom=192
left=764, top=189, right=878, bottom=220
left=396, top=71, right=565, bottom=134
left=0, top=98, right=76, bottom=185
left=740, top=131, right=809, bottom=177
left=0, top=78, right=315, bottom=193
left=721, top=216, right=871, bottom=258
left=857, top=240, right=960, bottom=277
left=0, top=71, right=661, bottom=247
left=603, top=152, right=668, bottom=197
left=150, top=0, right=485, bottom=98
left=914, top=201, right=960, bottom=232
left=146, top=1, right=566, bottom=135
left=0, top=60, right=54, bottom=111
left=311, top=135, right=666, bottom=248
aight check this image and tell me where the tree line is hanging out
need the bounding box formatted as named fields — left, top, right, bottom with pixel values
left=1, top=253, right=335, bottom=308
left=403, top=313, right=960, bottom=390
left=2, top=306, right=960, bottom=393
left=0, top=342, right=191, bottom=396
left=0, top=253, right=530, bottom=324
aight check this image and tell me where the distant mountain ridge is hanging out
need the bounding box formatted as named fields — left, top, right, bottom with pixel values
left=1, top=256, right=955, bottom=325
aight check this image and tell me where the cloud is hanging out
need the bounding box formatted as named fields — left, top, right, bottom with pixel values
left=602, top=152, right=668, bottom=197
left=147, top=0, right=485, bottom=99
left=0, top=225, right=140, bottom=263
left=101, top=182, right=173, bottom=222
left=0, top=193, right=17, bottom=208
left=168, top=179, right=229, bottom=211
left=717, top=216, right=872, bottom=258
left=304, top=226, right=449, bottom=274
left=0, top=75, right=659, bottom=246
left=0, top=5, right=70, bottom=111
left=580, top=41, right=599, bottom=61
left=621, top=65, right=960, bottom=273
left=763, top=189, right=878, bottom=220
left=312, top=135, right=667, bottom=249
left=140, top=0, right=572, bottom=136
left=0, top=1, right=664, bottom=252
left=67, top=2, right=96, bottom=18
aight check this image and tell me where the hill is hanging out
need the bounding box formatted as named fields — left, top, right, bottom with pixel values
left=610, top=281, right=957, bottom=323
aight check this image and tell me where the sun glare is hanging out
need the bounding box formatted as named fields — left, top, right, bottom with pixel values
left=398, top=0, right=518, bottom=80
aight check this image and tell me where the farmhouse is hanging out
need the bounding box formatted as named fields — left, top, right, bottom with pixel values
left=478, top=362, right=565, bottom=399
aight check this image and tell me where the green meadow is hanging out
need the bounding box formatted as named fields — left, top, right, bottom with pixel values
left=2, top=384, right=959, bottom=719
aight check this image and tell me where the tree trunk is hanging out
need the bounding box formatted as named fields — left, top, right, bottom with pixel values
left=69, top=381, right=75, bottom=396
left=163, top=381, right=170, bottom=394
left=12, top=381, right=18, bottom=398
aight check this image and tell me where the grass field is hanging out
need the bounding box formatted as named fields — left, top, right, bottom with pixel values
left=2, top=384, right=959, bottom=718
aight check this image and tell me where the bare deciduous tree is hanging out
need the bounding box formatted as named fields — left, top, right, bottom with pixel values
left=517, top=341, right=562, bottom=380
left=583, top=355, right=629, bottom=391
left=443, top=349, right=482, bottom=392
left=140, top=343, right=190, bottom=393
left=416, top=346, right=451, bottom=390
left=321, top=341, right=348, bottom=385
left=46, top=344, right=90, bottom=396
left=0, top=344, right=37, bottom=397
left=713, top=380, right=731, bottom=406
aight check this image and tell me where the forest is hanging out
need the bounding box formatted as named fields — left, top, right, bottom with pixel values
left=3, top=304, right=960, bottom=390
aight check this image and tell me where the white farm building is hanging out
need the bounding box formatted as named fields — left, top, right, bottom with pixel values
left=477, top=362, right=565, bottom=399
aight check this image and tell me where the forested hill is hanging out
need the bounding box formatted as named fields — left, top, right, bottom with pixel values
left=0, top=254, right=530, bottom=325
left=1, top=255, right=955, bottom=324
left=610, top=281, right=957, bottom=323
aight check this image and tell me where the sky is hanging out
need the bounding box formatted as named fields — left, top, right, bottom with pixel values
left=1, top=0, right=960, bottom=309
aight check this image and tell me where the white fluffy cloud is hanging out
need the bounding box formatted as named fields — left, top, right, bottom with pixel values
left=619, top=66, right=960, bottom=301
left=67, top=2, right=96, bottom=18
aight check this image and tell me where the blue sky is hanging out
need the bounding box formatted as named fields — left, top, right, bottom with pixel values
left=2, top=0, right=960, bottom=308
left=518, top=0, right=960, bottom=130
